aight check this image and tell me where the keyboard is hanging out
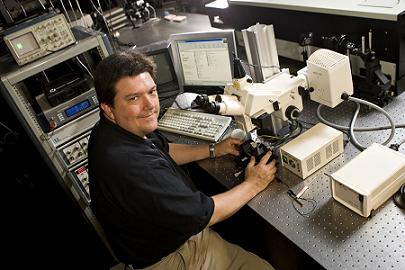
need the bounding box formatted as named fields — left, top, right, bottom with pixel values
left=158, top=108, right=232, bottom=142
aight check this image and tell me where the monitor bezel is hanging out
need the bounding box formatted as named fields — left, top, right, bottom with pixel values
left=169, top=29, right=237, bottom=93
left=143, top=46, right=180, bottom=116
left=144, top=47, right=179, bottom=97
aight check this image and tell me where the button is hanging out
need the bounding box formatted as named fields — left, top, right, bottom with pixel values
left=49, top=120, right=57, bottom=130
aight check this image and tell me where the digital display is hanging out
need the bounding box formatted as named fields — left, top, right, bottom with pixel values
left=65, top=100, right=91, bottom=117
left=10, top=32, right=40, bottom=57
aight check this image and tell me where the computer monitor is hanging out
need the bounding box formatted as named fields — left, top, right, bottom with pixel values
left=169, top=29, right=237, bottom=94
left=145, top=47, right=180, bottom=114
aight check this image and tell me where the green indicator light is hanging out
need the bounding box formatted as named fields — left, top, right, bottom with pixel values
left=16, top=43, right=23, bottom=50
left=282, top=155, right=288, bottom=163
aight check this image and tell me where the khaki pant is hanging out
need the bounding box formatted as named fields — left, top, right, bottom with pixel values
left=141, top=228, right=274, bottom=270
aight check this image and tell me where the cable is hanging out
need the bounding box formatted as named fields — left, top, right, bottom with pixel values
left=348, top=96, right=395, bottom=150
left=143, top=6, right=150, bottom=20
left=258, top=120, right=301, bottom=142
left=259, top=119, right=303, bottom=149
left=60, top=0, right=72, bottom=25
left=278, top=178, right=317, bottom=217
left=91, top=0, right=118, bottom=50
left=96, top=0, right=102, bottom=10
left=296, top=119, right=316, bottom=128
left=68, top=0, right=78, bottom=22
left=317, top=97, right=399, bottom=150
left=0, top=121, right=14, bottom=134
left=91, top=0, right=104, bottom=17
left=75, top=0, right=88, bottom=27
left=290, top=196, right=317, bottom=217
left=15, top=0, right=27, bottom=17
left=396, top=136, right=405, bottom=147
left=37, top=0, right=46, bottom=10
left=49, top=0, right=55, bottom=9
left=348, top=101, right=363, bottom=151
left=0, top=122, right=19, bottom=145
left=347, top=101, right=375, bottom=151
left=75, top=56, right=94, bottom=79
left=146, top=3, right=157, bottom=18
left=316, top=104, right=405, bottom=132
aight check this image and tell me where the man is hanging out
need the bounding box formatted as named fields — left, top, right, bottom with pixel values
left=88, top=50, right=277, bottom=269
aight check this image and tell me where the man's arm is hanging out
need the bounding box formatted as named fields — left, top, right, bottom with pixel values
left=208, top=151, right=277, bottom=226
left=168, top=143, right=210, bottom=165
left=169, top=138, right=242, bottom=165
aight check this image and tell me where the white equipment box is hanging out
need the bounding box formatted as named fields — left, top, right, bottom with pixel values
left=280, top=123, right=344, bottom=179
left=306, top=49, right=353, bottom=108
left=330, top=143, right=405, bottom=217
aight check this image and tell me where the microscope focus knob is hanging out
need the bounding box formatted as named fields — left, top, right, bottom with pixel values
left=285, top=106, right=300, bottom=120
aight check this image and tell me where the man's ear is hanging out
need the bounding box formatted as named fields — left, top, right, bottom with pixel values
left=100, top=103, right=115, bottom=122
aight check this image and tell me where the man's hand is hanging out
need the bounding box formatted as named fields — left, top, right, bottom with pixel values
left=215, top=138, right=243, bottom=157
left=244, top=151, right=277, bottom=194
left=209, top=150, right=277, bottom=226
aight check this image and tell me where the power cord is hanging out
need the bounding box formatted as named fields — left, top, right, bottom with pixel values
left=317, top=95, right=400, bottom=151
left=277, top=178, right=318, bottom=217
left=75, top=56, right=94, bottom=79
left=75, top=0, right=89, bottom=28
left=145, top=3, right=157, bottom=19
left=59, top=0, right=72, bottom=25
left=91, top=0, right=119, bottom=50
left=348, top=96, right=395, bottom=150
left=287, top=189, right=318, bottom=217
left=259, top=119, right=303, bottom=149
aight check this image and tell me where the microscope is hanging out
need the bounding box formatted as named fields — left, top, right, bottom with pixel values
left=194, top=48, right=353, bottom=166
left=194, top=56, right=305, bottom=136
left=195, top=48, right=353, bottom=132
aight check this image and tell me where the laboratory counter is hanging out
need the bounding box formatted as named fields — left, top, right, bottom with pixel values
left=229, top=0, right=405, bottom=21
left=163, top=92, right=405, bottom=270
left=116, top=12, right=215, bottom=52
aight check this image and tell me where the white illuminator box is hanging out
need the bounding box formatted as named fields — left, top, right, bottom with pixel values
left=330, top=143, right=405, bottom=217
left=280, top=123, right=344, bottom=179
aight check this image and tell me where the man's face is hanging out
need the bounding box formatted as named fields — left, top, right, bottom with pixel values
left=101, top=72, right=160, bottom=138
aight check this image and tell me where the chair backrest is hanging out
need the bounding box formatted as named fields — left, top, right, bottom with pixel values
left=87, top=207, right=139, bottom=270
left=85, top=207, right=121, bottom=263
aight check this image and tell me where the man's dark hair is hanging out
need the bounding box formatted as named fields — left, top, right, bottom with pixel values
left=94, top=50, right=156, bottom=107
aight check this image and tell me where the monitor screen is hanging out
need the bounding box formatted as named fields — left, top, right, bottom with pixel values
left=145, top=48, right=179, bottom=97
left=145, top=47, right=180, bottom=115
left=170, top=30, right=237, bottom=94
left=149, top=50, right=176, bottom=87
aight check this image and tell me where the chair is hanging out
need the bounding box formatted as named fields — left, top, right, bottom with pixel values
left=86, top=207, right=135, bottom=270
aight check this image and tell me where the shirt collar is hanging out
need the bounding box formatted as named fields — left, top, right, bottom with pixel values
left=99, top=113, right=155, bottom=146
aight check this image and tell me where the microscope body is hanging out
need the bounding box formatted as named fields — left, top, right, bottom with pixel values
left=221, top=72, right=305, bottom=134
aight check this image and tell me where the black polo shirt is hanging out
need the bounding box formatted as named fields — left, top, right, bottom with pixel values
left=88, top=115, right=214, bottom=268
